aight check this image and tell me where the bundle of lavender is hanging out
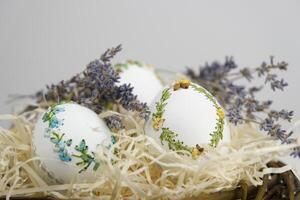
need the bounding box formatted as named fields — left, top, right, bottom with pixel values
left=0, top=46, right=299, bottom=200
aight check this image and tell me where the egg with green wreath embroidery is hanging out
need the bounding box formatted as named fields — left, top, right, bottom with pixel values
left=145, top=79, right=231, bottom=158
left=33, top=102, right=114, bottom=183
left=115, top=60, right=163, bottom=105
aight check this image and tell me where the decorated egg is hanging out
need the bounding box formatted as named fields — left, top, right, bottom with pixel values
left=115, top=60, right=163, bottom=105
left=145, top=79, right=231, bottom=158
left=33, top=102, right=113, bottom=183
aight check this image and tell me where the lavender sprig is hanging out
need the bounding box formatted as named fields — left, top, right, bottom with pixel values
left=186, top=56, right=299, bottom=158
left=36, top=45, right=150, bottom=129
left=100, top=45, right=122, bottom=64
left=104, top=115, right=124, bottom=131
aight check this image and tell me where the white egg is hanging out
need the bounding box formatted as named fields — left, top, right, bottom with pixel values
left=115, top=60, right=163, bottom=105
left=145, top=80, right=231, bottom=154
left=33, top=103, right=113, bottom=183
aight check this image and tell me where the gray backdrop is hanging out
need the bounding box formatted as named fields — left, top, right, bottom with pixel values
left=0, top=1, right=299, bottom=132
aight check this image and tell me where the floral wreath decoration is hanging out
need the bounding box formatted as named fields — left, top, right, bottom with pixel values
left=151, top=79, right=226, bottom=159
left=114, top=60, right=152, bottom=73
left=42, top=102, right=116, bottom=173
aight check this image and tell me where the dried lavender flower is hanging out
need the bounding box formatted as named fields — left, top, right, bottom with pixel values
left=116, top=84, right=137, bottom=110
left=36, top=45, right=150, bottom=130
left=100, top=45, right=122, bottom=63
left=270, top=79, right=288, bottom=91
left=240, top=68, right=253, bottom=81
left=227, top=107, right=243, bottom=125
left=104, top=115, right=124, bottom=131
left=185, top=56, right=298, bottom=158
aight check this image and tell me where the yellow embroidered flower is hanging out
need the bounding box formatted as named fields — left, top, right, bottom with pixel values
left=127, top=59, right=134, bottom=64
left=152, top=117, right=165, bottom=131
left=217, top=107, right=225, bottom=119
left=173, top=79, right=191, bottom=91
left=191, top=145, right=204, bottom=159
left=173, top=81, right=181, bottom=91
left=179, top=79, right=190, bottom=89
left=192, top=148, right=200, bottom=159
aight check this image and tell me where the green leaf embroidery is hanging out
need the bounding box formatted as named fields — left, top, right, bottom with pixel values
left=160, top=128, right=192, bottom=152
left=72, top=139, right=100, bottom=173
left=152, top=82, right=226, bottom=154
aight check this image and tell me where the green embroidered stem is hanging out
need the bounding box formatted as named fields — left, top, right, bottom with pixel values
left=210, top=117, right=225, bottom=147
left=72, top=139, right=100, bottom=173
left=190, top=83, right=218, bottom=105
left=160, top=128, right=192, bottom=152
left=153, top=88, right=171, bottom=119
left=114, top=60, right=143, bottom=72
left=152, top=88, right=193, bottom=152
left=152, top=82, right=226, bottom=154
left=152, top=88, right=171, bottom=131
left=190, top=83, right=225, bottom=147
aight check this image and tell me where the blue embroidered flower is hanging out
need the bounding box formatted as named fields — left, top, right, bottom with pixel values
left=58, top=148, right=72, bottom=162
left=42, top=104, right=102, bottom=168
left=54, top=107, right=65, bottom=113
left=105, top=136, right=117, bottom=150
left=43, top=104, right=65, bottom=129
left=111, top=136, right=116, bottom=144
left=49, top=118, right=64, bottom=129
left=49, top=132, right=72, bottom=162
left=65, top=139, right=72, bottom=147
left=42, top=104, right=74, bottom=163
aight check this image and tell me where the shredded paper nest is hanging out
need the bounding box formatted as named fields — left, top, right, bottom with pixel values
left=0, top=107, right=298, bottom=200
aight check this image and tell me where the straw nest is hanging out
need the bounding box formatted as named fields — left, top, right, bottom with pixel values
left=0, top=105, right=299, bottom=200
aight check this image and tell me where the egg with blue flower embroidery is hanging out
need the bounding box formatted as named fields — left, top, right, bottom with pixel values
left=145, top=79, right=231, bottom=159
left=33, top=102, right=113, bottom=183
left=115, top=60, right=163, bottom=105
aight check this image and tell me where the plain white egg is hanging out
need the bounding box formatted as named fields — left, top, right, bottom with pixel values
left=115, top=60, right=163, bottom=105
left=145, top=80, right=231, bottom=153
left=33, top=103, right=112, bottom=183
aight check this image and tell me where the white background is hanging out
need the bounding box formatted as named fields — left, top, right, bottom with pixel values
left=0, top=0, right=300, bottom=166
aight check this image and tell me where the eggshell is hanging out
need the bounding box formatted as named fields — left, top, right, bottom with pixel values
left=33, top=103, right=112, bottom=183
left=115, top=61, right=163, bottom=105
left=145, top=81, right=231, bottom=152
